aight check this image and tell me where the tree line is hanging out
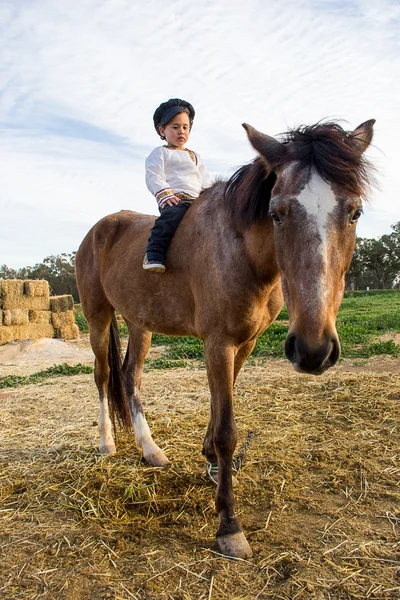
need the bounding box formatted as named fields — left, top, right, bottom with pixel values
left=347, top=221, right=400, bottom=290
left=0, top=221, right=399, bottom=298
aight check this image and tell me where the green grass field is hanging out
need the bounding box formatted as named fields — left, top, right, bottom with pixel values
left=73, top=290, right=400, bottom=370
left=249, top=289, right=400, bottom=359
left=336, top=290, right=400, bottom=357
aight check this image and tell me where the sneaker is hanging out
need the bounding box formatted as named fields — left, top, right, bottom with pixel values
left=143, top=254, right=166, bottom=273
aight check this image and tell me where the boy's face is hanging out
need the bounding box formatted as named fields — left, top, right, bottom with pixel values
left=159, top=112, right=191, bottom=149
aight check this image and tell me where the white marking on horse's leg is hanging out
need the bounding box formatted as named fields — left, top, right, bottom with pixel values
left=133, top=412, right=169, bottom=467
left=99, top=398, right=116, bottom=455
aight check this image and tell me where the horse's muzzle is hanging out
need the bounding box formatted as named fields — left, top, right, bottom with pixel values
left=284, top=332, right=340, bottom=375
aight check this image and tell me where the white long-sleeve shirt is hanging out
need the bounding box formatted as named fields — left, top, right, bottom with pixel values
left=145, top=146, right=213, bottom=208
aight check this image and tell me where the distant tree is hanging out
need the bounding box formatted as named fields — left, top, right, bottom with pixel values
left=0, top=265, right=18, bottom=279
left=385, top=221, right=400, bottom=287
left=346, top=238, right=365, bottom=290
left=359, top=238, right=397, bottom=288
left=381, top=221, right=400, bottom=264
left=29, top=253, right=78, bottom=299
left=346, top=222, right=400, bottom=290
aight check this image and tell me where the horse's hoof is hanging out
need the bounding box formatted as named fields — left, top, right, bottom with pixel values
left=217, top=531, right=253, bottom=559
left=99, top=441, right=116, bottom=455
left=145, top=449, right=169, bottom=467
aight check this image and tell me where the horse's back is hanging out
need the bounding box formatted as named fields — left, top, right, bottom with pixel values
left=80, top=210, right=154, bottom=251
left=75, top=211, right=156, bottom=317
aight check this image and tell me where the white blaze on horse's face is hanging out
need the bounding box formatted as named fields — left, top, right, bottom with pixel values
left=294, top=171, right=337, bottom=303
left=296, top=172, right=337, bottom=249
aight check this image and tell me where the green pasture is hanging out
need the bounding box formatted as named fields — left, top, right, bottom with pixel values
left=259, top=289, right=400, bottom=359
left=74, top=289, right=400, bottom=366
left=336, top=289, right=400, bottom=357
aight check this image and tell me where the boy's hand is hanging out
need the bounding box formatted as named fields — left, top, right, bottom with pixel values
left=161, top=196, right=181, bottom=208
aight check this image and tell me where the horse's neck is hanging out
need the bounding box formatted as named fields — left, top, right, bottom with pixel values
left=184, top=192, right=279, bottom=285
left=242, top=220, right=279, bottom=283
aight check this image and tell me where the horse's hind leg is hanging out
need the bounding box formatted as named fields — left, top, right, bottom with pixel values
left=89, top=309, right=117, bottom=455
left=122, top=323, right=169, bottom=467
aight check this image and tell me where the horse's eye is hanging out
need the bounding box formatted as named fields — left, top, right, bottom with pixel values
left=350, top=209, right=362, bottom=224
left=270, top=212, right=282, bottom=224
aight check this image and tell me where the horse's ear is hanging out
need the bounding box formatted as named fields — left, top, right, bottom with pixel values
left=351, top=119, right=375, bottom=154
left=242, top=123, right=287, bottom=166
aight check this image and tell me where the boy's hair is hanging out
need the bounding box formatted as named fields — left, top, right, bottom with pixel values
left=153, top=98, right=195, bottom=135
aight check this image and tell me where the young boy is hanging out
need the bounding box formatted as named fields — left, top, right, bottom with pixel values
left=143, top=98, right=213, bottom=273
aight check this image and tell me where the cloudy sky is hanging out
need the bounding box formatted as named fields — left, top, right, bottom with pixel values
left=1, top=0, right=399, bottom=268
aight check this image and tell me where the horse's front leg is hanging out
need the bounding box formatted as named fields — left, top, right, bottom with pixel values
left=204, top=340, right=253, bottom=559
left=203, top=340, right=257, bottom=481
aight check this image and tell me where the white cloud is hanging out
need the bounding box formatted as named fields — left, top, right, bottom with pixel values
left=0, top=0, right=399, bottom=267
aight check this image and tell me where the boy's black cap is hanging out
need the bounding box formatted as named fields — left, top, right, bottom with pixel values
left=153, top=98, right=195, bottom=132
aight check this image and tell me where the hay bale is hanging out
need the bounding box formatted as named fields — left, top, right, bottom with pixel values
left=54, top=323, right=79, bottom=340
left=3, top=309, right=29, bottom=326
left=33, top=323, right=55, bottom=340
left=0, top=280, right=50, bottom=310
left=0, top=280, right=24, bottom=309
left=9, top=296, right=50, bottom=311
left=6, top=323, right=55, bottom=342
left=51, top=310, right=75, bottom=329
left=0, top=326, right=13, bottom=345
left=50, top=295, right=74, bottom=312
left=24, top=280, right=50, bottom=298
left=29, top=310, right=52, bottom=324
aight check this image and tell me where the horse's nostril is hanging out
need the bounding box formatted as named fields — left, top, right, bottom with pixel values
left=284, top=333, right=297, bottom=363
left=328, top=337, right=340, bottom=366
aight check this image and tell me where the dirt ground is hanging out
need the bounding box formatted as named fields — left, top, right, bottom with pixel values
left=0, top=337, right=399, bottom=599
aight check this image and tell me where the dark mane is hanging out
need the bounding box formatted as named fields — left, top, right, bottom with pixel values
left=224, top=160, right=277, bottom=227
left=224, top=121, right=375, bottom=228
left=281, top=122, right=375, bottom=198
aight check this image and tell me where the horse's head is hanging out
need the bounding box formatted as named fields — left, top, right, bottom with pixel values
left=243, top=120, right=375, bottom=374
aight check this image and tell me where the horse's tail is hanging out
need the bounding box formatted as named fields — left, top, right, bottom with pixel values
left=107, top=313, right=132, bottom=430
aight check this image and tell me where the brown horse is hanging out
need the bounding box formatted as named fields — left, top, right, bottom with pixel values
left=75, top=119, right=375, bottom=559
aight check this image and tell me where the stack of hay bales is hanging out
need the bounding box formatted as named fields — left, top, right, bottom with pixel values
left=50, top=294, right=79, bottom=341
left=0, top=280, right=53, bottom=346
left=0, top=280, right=79, bottom=346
